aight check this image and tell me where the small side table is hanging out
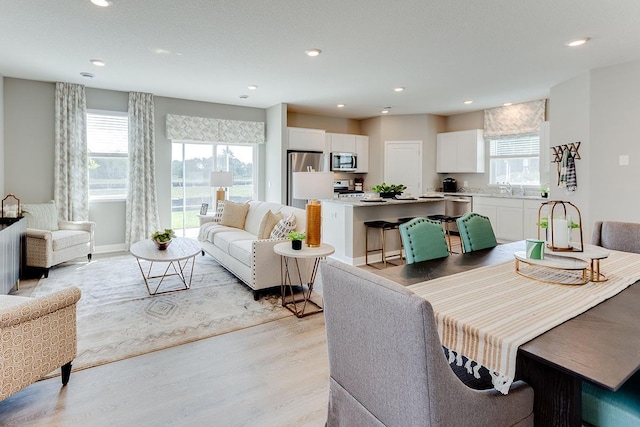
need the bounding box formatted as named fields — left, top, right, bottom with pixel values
left=273, top=242, right=335, bottom=318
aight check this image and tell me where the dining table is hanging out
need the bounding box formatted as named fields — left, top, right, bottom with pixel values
left=375, top=241, right=640, bottom=427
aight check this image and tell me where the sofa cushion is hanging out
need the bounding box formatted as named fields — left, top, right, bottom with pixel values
left=244, top=201, right=285, bottom=235
left=22, top=201, right=59, bottom=231
left=270, top=213, right=297, bottom=239
left=213, top=229, right=256, bottom=254
left=258, top=210, right=283, bottom=239
left=199, top=223, right=237, bottom=243
left=220, top=201, right=250, bottom=229
left=228, top=240, right=253, bottom=267
left=51, top=230, right=91, bottom=251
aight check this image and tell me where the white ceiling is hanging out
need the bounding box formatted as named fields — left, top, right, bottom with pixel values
left=2, top=1, right=640, bottom=119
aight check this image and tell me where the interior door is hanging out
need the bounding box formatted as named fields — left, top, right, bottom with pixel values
left=384, top=141, right=423, bottom=196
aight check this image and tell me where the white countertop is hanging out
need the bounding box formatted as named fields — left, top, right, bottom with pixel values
left=324, top=197, right=446, bottom=207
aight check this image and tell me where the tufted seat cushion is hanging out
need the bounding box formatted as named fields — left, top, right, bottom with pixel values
left=51, top=230, right=91, bottom=251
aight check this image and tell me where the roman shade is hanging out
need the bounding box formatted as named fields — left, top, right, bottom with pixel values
left=166, top=114, right=265, bottom=144
left=484, top=99, right=546, bottom=137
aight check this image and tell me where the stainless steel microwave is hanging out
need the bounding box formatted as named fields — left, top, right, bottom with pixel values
left=331, top=152, right=357, bottom=171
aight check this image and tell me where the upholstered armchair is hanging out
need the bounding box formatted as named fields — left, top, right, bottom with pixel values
left=22, top=201, right=95, bottom=277
left=0, top=287, right=81, bottom=401
left=321, top=260, right=534, bottom=426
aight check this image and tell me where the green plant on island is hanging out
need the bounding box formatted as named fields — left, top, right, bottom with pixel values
left=151, top=228, right=176, bottom=242
left=287, top=231, right=306, bottom=241
left=371, top=183, right=407, bottom=194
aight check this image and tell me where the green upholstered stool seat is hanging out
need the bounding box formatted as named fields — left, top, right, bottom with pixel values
left=456, top=212, right=498, bottom=253
left=399, top=217, right=450, bottom=264
left=583, top=372, right=640, bottom=427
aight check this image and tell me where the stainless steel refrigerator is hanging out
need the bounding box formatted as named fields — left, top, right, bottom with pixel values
left=287, top=150, right=326, bottom=209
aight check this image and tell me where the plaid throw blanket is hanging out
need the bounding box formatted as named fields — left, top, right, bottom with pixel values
left=408, top=249, right=640, bottom=394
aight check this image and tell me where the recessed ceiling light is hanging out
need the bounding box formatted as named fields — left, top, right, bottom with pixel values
left=305, top=48, right=322, bottom=57
left=503, top=102, right=513, bottom=106
left=464, top=100, right=473, bottom=105
left=90, top=59, right=105, bottom=67
left=565, top=37, right=590, bottom=47
left=394, top=87, right=405, bottom=92
left=337, top=104, right=345, bottom=108
left=80, top=72, right=94, bottom=78
left=90, top=0, right=113, bottom=7
left=154, top=48, right=171, bottom=55
left=239, top=95, right=249, bottom=99
left=248, top=85, right=258, bottom=90
left=381, top=110, right=390, bottom=114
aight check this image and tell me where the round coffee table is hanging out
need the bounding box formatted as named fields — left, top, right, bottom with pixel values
left=130, top=237, right=201, bottom=295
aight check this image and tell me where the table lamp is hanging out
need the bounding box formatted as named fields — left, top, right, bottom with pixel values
left=293, top=171, right=334, bottom=247
left=210, top=171, right=233, bottom=206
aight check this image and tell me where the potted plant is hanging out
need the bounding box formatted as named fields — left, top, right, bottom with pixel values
left=287, top=231, right=306, bottom=250
left=371, top=183, right=407, bottom=198
left=151, top=228, right=176, bottom=250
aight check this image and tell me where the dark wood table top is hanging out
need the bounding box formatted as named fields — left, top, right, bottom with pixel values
left=377, top=240, right=640, bottom=391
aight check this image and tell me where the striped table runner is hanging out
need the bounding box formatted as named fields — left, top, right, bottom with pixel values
left=407, top=249, right=640, bottom=394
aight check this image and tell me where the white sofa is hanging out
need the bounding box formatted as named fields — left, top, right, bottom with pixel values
left=198, top=200, right=312, bottom=299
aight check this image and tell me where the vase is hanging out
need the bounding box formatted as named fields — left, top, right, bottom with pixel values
left=154, top=239, right=172, bottom=250
left=291, top=239, right=302, bottom=250
left=379, top=192, right=397, bottom=199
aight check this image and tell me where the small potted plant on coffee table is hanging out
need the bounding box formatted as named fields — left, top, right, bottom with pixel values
left=151, top=228, right=176, bottom=250
left=287, top=231, right=306, bottom=250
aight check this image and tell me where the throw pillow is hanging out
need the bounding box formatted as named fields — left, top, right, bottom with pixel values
left=21, top=200, right=59, bottom=231
left=258, top=210, right=283, bottom=239
left=270, top=213, right=297, bottom=239
left=220, top=200, right=250, bottom=229
left=212, top=200, right=225, bottom=223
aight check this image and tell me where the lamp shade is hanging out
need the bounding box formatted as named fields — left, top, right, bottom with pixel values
left=292, top=172, right=334, bottom=200
left=210, top=171, right=233, bottom=187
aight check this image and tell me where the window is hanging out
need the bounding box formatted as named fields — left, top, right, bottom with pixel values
left=87, top=110, right=128, bottom=199
left=488, top=133, right=540, bottom=186
left=171, top=142, right=256, bottom=237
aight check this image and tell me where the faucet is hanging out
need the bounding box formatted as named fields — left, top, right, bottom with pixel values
left=499, top=182, right=513, bottom=195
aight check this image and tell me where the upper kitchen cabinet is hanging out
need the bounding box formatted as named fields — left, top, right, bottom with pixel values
left=288, top=127, right=326, bottom=152
left=327, top=132, right=357, bottom=154
left=436, top=129, right=485, bottom=173
left=355, top=135, right=369, bottom=173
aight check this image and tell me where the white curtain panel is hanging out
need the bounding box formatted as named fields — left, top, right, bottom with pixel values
left=484, top=99, right=547, bottom=137
left=125, top=92, right=159, bottom=249
left=54, top=82, right=88, bottom=221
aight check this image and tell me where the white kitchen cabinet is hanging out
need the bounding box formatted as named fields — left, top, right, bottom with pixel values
left=327, top=132, right=357, bottom=154
left=355, top=135, right=369, bottom=173
left=523, top=200, right=545, bottom=240
left=288, top=127, right=326, bottom=152
left=473, top=196, right=522, bottom=242
left=436, top=129, right=485, bottom=173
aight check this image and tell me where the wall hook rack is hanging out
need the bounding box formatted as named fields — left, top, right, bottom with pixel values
left=550, top=142, right=581, bottom=163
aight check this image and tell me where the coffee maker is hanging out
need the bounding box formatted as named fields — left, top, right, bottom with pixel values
left=443, top=177, right=457, bottom=193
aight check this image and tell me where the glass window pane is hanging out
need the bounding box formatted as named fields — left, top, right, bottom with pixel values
left=489, top=134, right=540, bottom=186
left=87, top=111, right=128, bottom=199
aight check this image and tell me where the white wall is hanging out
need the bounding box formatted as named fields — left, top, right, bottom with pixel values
left=265, top=103, right=286, bottom=203
left=589, top=60, right=640, bottom=225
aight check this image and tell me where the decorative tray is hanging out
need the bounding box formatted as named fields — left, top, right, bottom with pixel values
left=420, top=194, right=445, bottom=199
left=361, top=198, right=385, bottom=203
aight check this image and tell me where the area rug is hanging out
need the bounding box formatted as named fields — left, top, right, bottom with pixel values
left=32, top=254, right=289, bottom=376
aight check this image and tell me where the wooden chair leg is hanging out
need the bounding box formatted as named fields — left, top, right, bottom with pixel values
left=61, top=361, right=72, bottom=386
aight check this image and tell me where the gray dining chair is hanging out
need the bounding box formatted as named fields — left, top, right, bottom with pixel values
left=591, top=221, right=640, bottom=253
left=321, top=260, right=534, bottom=427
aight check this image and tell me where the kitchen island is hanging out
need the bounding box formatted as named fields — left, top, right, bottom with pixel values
left=322, top=197, right=445, bottom=265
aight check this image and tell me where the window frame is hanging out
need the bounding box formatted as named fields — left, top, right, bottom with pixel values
left=87, top=109, right=129, bottom=201
left=487, top=132, right=541, bottom=188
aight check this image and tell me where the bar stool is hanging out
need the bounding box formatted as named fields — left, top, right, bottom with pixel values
left=427, top=214, right=462, bottom=253
left=364, top=220, right=403, bottom=268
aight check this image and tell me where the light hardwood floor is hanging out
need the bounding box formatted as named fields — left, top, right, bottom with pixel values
left=0, top=291, right=329, bottom=427
left=0, top=238, right=463, bottom=426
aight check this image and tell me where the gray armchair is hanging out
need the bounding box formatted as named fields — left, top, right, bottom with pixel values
left=591, top=221, right=640, bottom=253
left=321, top=260, right=534, bottom=427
